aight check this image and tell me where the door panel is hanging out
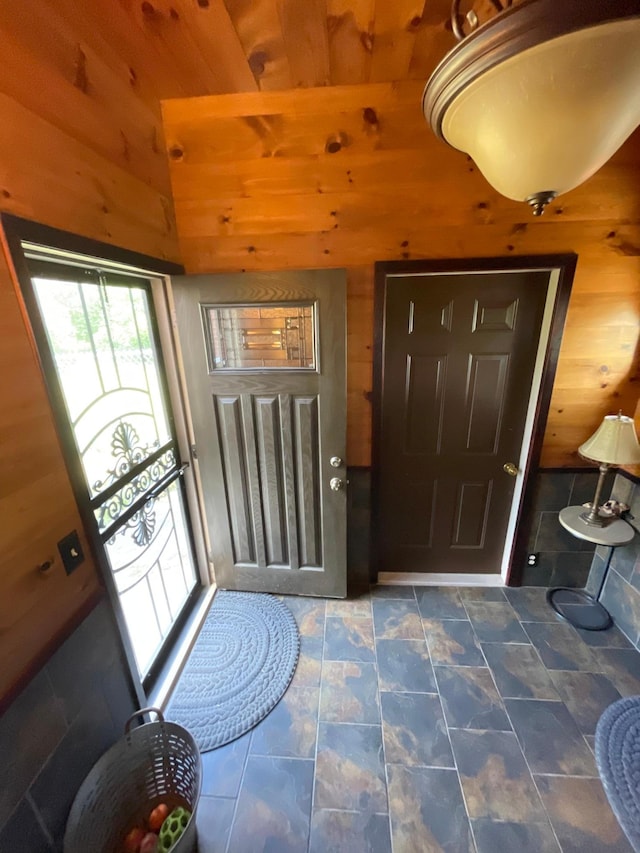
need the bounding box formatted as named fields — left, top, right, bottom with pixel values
left=27, top=261, right=201, bottom=682
left=377, top=269, right=550, bottom=575
left=172, top=270, right=347, bottom=597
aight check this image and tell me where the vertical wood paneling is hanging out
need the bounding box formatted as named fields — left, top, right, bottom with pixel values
left=121, top=0, right=257, bottom=96
left=279, top=394, right=300, bottom=570
left=216, top=396, right=254, bottom=563
left=223, top=0, right=294, bottom=91
left=369, top=0, right=428, bottom=82
left=293, top=395, right=321, bottom=567
left=240, top=394, right=267, bottom=568
left=326, top=0, right=375, bottom=85
left=407, top=0, right=456, bottom=81
left=255, top=395, right=287, bottom=565
left=277, top=0, right=331, bottom=87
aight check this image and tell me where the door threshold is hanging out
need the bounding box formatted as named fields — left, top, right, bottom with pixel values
left=148, top=584, right=217, bottom=711
left=378, top=572, right=504, bottom=587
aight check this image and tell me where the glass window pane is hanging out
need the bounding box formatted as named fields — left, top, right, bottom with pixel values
left=94, top=446, right=176, bottom=534
left=203, top=303, right=315, bottom=370
left=105, top=479, right=196, bottom=678
left=32, top=277, right=171, bottom=498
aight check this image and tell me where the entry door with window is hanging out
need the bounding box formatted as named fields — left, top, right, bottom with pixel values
left=172, top=269, right=347, bottom=598
left=25, top=258, right=201, bottom=683
left=375, top=263, right=556, bottom=577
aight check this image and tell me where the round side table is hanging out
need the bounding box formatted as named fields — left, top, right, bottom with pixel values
left=546, top=506, right=635, bottom=631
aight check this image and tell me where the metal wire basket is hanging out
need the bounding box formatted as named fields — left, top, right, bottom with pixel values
left=63, top=707, right=201, bottom=853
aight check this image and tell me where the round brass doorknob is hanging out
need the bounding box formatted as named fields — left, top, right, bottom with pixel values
left=503, top=462, right=519, bottom=477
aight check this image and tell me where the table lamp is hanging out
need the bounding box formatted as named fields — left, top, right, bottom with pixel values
left=578, top=412, right=640, bottom=527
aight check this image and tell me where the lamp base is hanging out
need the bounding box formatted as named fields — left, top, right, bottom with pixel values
left=579, top=509, right=611, bottom=528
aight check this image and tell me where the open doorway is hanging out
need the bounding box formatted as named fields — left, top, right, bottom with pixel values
left=4, top=215, right=207, bottom=694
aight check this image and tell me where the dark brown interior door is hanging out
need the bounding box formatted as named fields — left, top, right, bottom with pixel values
left=376, top=266, right=550, bottom=575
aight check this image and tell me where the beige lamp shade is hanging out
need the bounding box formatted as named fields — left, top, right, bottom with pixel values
left=440, top=19, right=640, bottom=203
left=422, top=0, right=640, bottom=214
left=578, top=414, right=640, bottom=465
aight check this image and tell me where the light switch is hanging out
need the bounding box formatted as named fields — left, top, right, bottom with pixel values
left=58, top=530, right=85, bottom=576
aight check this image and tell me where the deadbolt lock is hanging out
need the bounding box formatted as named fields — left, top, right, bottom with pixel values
left=330, top=456, right=343, bottom=468
left=330, top=477, right=344, bottom=491
left=503, top=462, right=519, bottom=477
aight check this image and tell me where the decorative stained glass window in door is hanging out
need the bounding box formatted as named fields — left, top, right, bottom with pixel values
left=202, top=303, right=316, bottom=370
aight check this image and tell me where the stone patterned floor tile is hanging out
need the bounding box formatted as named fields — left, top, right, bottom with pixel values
left=280, top=596, right=326, bottom=637
left=458, top=587, right=508, bottom=602
left=523, top=622, right=600, bottom=671
left=549, top=670, right=621, bottom=735
left=177, top=585, right=640, bottom=852
left=482, top=642, right=560, bottom=700
left=388, top=765, right=475, bottom=853
left=324, top=616, right=375, bottom=663
left=315, top=722, right=387, bottom=813
left=370, top=585, right=416, bottom=600
left=576, top=624, right=633, bottom=649
left=227, top=755, right=314, bottom=853
left=249, top=686, right=319, bottom=758
left=309, top=810, right=392, bottom=853
left=471, top=818, right=561, bottom=853
left=380, top=691, right=453, bottom=768
left=292, top=636, right=323, bottom=688
left=592, top=647, right=640, bottom=696
left=450, top=729, right=547, bottom=823
left=196, top=796, right=236, bottom=853
left=327, top=597, right=372, bottom=618
left=415, top=586, right=468, bottom=620
left=319, top=661, right=380, bottom=724
left=435, top=665, right=511, bottom=731
left=464, top=601, right=530, bottom=644
left=505, top=699, right=597, bottom=776
left=372, top=600, right=424, bottom=640
left=375, top=638, right=437, bottom=693
left=536, top=775, right=634, bottom=853
left=504, top=587, right=559, bottom=622
left=200, top=731, right=250, bottom=798
left=422, top=618, right=486, bottom=667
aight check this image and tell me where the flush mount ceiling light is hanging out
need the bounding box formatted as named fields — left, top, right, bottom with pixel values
left=422, top=0, right=640, bottom=215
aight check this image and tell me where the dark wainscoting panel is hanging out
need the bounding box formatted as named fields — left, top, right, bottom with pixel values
left=0, top=600, right=136, bottom=852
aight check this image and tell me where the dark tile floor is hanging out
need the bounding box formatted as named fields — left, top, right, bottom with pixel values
left=192, top=585, right=640, bottom=853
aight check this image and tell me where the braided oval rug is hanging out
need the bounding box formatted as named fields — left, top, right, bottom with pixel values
left=165, top=591, right=300, bottom=752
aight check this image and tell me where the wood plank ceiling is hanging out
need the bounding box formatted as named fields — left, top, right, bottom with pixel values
left=102, top=0, right=465, bottom=98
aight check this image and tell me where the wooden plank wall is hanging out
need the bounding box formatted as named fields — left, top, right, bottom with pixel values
left=162, top=82, right=640, bottom=471
left=0, top=1, right=180, bottom=700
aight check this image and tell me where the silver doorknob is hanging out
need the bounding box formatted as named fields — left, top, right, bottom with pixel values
left=330, top=456, right=343, bottom=468
left=330, top=477, right=344, bottom=491
left=503, top=462, right=519, bottom=477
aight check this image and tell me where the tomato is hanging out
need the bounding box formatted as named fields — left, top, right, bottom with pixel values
left=148, top=803, right=170, bottom=832
left=139, top=832, right=159, bottom=853
left=123, top=826, right=145, bottom=853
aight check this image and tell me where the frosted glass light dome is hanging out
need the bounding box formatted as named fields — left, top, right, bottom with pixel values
left=423, top=0, right=640, bottom=215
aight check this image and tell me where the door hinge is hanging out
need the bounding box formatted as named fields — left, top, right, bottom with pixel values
left=191, top=443, right=198, bottom=460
